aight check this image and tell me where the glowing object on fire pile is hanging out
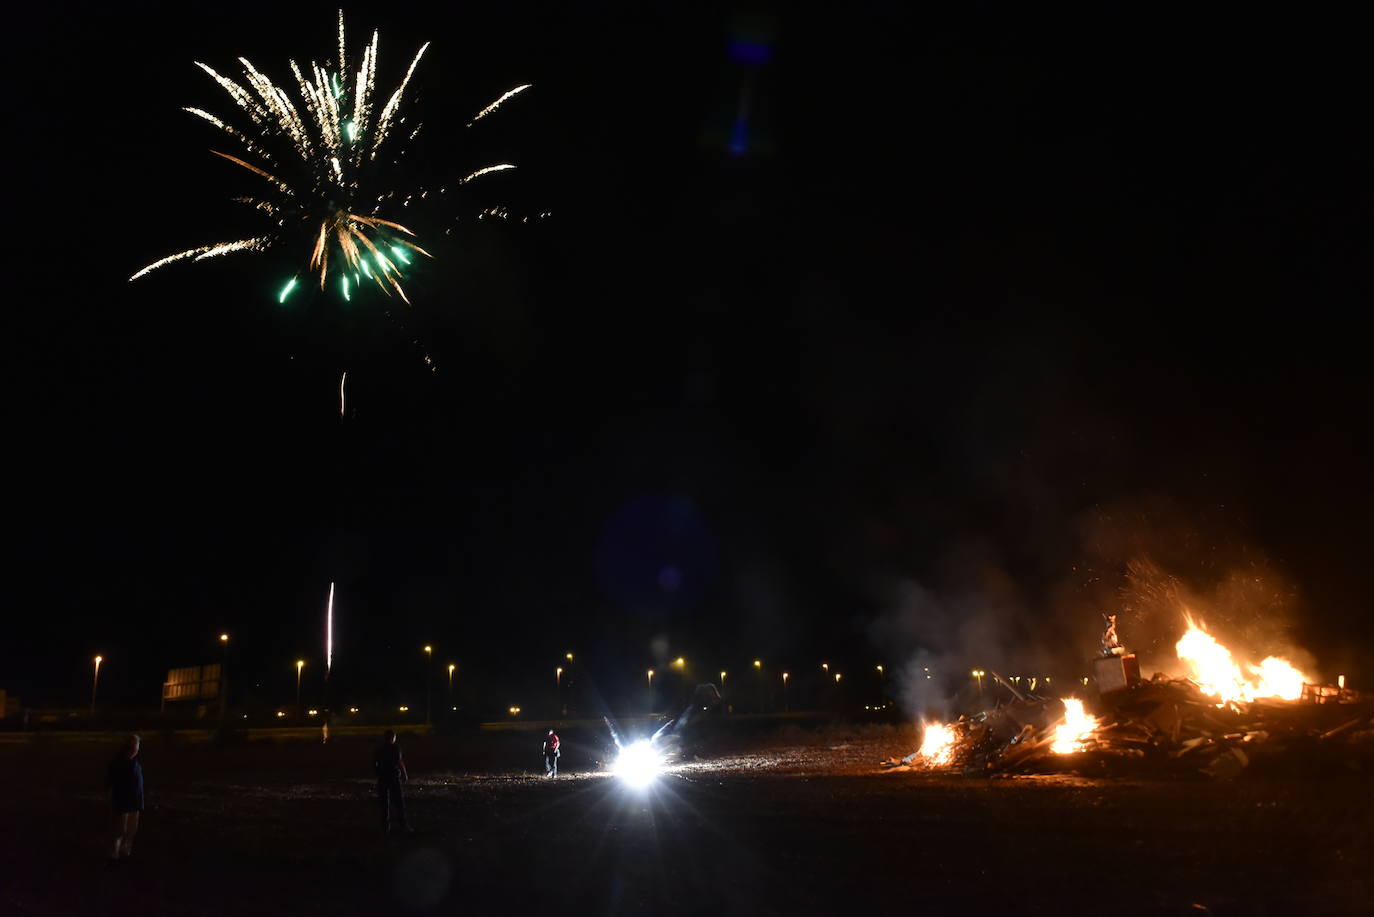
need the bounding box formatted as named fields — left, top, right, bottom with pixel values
left=918, top=721, right=957, bottom=766
left=612, top=740, right=663, bottom=788
left=1175, top=614, right=1311, bottom=706
left=1050, top=697, right=1101, bottom=755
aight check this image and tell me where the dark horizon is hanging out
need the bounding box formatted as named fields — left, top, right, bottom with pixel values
left=7, top=2, right=1373, bottom=711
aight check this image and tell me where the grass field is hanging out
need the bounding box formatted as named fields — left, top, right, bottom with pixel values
left=1, top=725, right=1369, bottom=916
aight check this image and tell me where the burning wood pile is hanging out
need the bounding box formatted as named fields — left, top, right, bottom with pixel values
left=883, top=615, right=1374, bottom=778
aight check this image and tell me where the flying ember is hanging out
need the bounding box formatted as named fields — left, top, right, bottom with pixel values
left=1174, top=613, right=1311, bottom=706
left=130, top=10, right=528, bottom=305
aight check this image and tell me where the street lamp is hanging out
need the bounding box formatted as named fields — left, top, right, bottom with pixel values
left=647, top=668, right=655, bottom=686
left=218, top=633, right=230, bottom=724
left=781, top=672, right=790, bottom=711
left=972, top=669, right=985, bottom=692
left=753, top=659, right=762, bottom=670
left=876, top=664, right=884, bottom=677
left=91, top=655, right=103, bottom=715
left=720, top=670, right=726, bottom=689
left=834, top=672, right=842, bottom=684
left=295, top=660, right=305, bottom=710
left=423, top=645, right=433, bottom=725
left=448, top=663, right=456, bottom=698
left=556, top=666, right=564, bottom=688
left=566, top=652, right=574, bottom=662
left=821, top=662, right=829, bottom=673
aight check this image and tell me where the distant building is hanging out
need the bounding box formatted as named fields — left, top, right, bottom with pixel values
left=160, top=664, right=222, bottom=715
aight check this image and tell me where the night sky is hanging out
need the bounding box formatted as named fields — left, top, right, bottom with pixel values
left=8, top=2, right=1373, bottom=714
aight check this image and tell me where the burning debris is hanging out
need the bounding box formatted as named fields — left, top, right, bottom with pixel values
left=1174, top=614, right=1309, bottom=704
left=1049, top=697, right=1100, bottom=755
left=916, top=721, right=957, bottom=766
left=883, top=614, right=1373, bottom=778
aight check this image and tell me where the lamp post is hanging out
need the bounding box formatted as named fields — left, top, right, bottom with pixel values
left=720, top=670, right=726, bottom=691
left=423, top=646, right=432, bottom=725
left=91, top=655, right=103, bottom=715
left=218, top=634, right=230, bottom=724
left=295, top=660, right=305, bottom=711
left=448, top=663, right=456, bottom=700
left=781, top=671, right=790, bottom=711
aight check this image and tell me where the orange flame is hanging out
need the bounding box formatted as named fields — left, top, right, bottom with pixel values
left=918, top=721, right=957, bottom=765
left=1051, top=697, right=1100, bottom=754
left=1175, top=614, right=1311, bottom=706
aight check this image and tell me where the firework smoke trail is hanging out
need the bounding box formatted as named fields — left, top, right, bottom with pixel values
left=130, top=11, right=532, bottom=306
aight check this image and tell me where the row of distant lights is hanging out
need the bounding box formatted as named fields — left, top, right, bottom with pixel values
left=269, top=645, right=566, bottom=720
left=972, top=670, right=1081, bottom=689
left=645, top=660, right=882, bottom=684
left=272, top=706, right=387, bottom=718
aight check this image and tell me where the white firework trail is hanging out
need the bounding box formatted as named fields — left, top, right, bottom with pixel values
left=326, top=581, right=335, bottom=676
left=466, top=84, right=532, bottom=127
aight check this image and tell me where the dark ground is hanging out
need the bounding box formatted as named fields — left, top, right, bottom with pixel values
left=1, top=728, right=1369, bottom=916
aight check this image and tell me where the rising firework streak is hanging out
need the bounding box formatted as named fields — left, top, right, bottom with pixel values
left=326, top=581, right=334, bottom=676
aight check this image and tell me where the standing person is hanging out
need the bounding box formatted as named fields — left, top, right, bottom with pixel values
left=373, top=729, right=409, bottom=835
left=106, top=734, right=143, bottom=864
left=542, top=728, right=560, bottom=777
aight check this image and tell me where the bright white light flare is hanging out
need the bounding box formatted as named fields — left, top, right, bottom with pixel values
left=611, top=741, right=662, bottom=788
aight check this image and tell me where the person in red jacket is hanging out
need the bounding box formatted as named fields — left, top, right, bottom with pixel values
left=542, top=728, right=560, bottom=777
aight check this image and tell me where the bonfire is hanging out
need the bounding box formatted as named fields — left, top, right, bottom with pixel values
left=882, top=612, right=1370, bottom=778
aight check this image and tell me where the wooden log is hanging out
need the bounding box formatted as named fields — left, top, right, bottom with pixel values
left=1319, top=718, right=1364, bottom=741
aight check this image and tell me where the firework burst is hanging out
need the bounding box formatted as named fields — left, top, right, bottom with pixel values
left=131, top=10, right=530, bottom=305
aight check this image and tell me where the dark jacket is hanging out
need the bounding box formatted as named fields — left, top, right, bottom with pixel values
left=374, top=742, right=405, bottom=782
left=107, top=754, right=144, bottom=813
